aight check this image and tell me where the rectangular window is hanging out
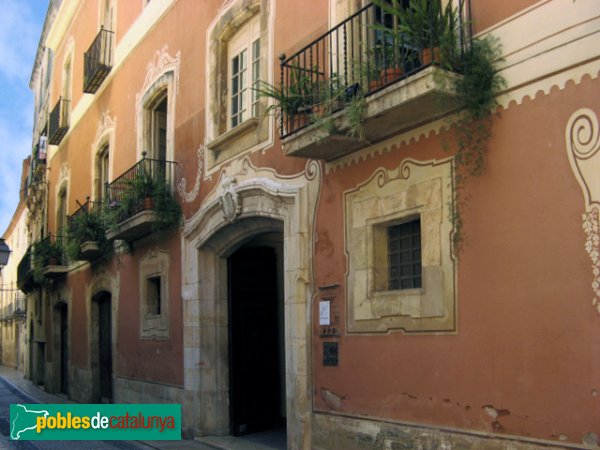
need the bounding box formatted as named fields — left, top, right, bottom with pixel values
left=388, top=218, right=421, bottom=290
left=231, top=49, right=247, bottom=128
left=98, top=147, right=109, bottom=201
left=147, top=276, right=162, bottom=315
left=228, top=16, right=261, bottom=129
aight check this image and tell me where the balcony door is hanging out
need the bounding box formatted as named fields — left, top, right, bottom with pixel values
left=96, top=145, right=110, bottom=202
left=57, top=188, right=67, bottom=239
left=61, top=57, right=72, bottom=125
left=101, top=0, right=114, bottom=32
left=147, top=93, right=168, bottom=182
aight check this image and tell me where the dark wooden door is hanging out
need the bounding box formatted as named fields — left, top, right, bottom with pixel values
left=60, top=306, right=68, bottom=394
left=99, top=296, right=112, bottom=402
left=229, top=246, right=281, bottom=436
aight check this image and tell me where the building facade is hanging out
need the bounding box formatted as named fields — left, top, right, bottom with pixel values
left=15, top=0, right=600, bottom=448
left=0, top=158, right=30, bottom=372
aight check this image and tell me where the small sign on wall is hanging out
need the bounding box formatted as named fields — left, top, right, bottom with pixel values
left=319, top=300, right=331, bottom=326
left=318, top=285, right=340, bottom=337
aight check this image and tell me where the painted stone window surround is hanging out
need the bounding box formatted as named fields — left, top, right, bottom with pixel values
left=205, top=0, right=272, bottom=171
left=345, top=158, right=456, bottom=333
left=136, top=46, right=179, bottom=165
left=55, top=164, right=70, bottom=233
left=139, top=248, right=170, bottom=339
left=91, top=112, right=116, bottom=201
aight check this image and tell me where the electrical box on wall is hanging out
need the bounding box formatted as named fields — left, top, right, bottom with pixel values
left=323, top=341, right=339, bottom=366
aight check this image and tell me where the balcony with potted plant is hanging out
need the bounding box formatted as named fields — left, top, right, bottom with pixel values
left=105, top=152, right=181, bottom=242
left=17, top=235, right=69, bottom=293
left=66, top=198, right=111, bottom=262
left=17, top=246, right=35, bottom=294
left=33, top=235, right=68, bottom=281
left=265, top=0, right=470, bottom=160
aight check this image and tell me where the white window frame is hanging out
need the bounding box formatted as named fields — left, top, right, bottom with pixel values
left=227, top=15, right=261, bottom=129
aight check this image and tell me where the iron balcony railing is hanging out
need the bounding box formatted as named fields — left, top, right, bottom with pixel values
left=17, top=235, right=67, bottom=292
left=279, top=0, right=468, bottom=138
left=106, top=153, right=177, bottom=224
left=16, top=246, right=33, bottom=292
left=29, top=137, right=47, bottom=184
left=67, top=198, right=106, bottom=232
left=0, top=303, right=13, bottom=321
left=83, top=27, right=114, bottom=94
left=48, top=97, right=70, bottom=145
left=14, top=294, right=26, bottom=315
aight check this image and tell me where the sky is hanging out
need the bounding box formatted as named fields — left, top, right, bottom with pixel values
left=0, top=0, right=48, bottom=236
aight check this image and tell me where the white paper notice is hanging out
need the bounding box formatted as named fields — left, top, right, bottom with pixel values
left=319, top=300, right=331, bottom=326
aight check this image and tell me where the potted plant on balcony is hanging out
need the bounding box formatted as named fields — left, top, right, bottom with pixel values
left=107, top=171, right=181, bottom=235
left=151, top=181, right=182, bottom=233
left=131, top=169, right=157, bottom=210
left=255, top=63, right=324, bottom=132
left=372, top=0, right=456, bottom=67
left=65, top=206, right=111, bottom=262
left=32, top=237, right=63, bottom=283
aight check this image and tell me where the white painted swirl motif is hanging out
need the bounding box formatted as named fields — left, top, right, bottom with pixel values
left=566, top=108, right=600, bottom=314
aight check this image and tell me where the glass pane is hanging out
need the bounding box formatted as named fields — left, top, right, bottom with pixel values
left=240, top=49, right=247, bottom=70
left=388, top=218, right=422, bottom=290
left=232, top=55, right=239, bottom=75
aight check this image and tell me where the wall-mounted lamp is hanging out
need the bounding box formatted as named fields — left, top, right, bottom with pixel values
left=0, top=238, right=11, bottom=267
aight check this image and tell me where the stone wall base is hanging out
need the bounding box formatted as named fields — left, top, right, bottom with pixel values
left=312, top=413, right=589, bottom=450
left=68, top=366, right=92, bottom=402
left=114, top=376, right=183, bottom=405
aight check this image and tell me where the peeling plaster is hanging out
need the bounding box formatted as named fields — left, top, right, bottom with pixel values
left=320, top=387, right=346, bottom=410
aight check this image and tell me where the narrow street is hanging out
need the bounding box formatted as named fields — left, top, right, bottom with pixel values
left=0, top=365, right=281, bottom=450
left=0, top=373, right=145, bottom=450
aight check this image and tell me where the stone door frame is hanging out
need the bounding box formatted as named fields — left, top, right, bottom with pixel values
left=182, top=158, right=321, bottom=448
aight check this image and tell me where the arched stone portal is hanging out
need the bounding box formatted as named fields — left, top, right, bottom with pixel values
left=182, top=157, right=321, bottom=448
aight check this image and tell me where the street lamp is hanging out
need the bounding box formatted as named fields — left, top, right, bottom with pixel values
left=0, top=238, right=11, bottom=267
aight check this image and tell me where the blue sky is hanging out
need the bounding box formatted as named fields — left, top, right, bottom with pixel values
left=0, top=0, right=48, bottom=236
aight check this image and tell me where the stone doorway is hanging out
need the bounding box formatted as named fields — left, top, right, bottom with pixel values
left=182, top=159, right=321, bottom=448
left=52, top=302, right=68, bottom=395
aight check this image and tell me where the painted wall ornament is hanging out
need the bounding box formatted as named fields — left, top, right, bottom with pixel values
left=141, top=45, right=181, bottom=96
left=566, top=108, right=600, bottom=313
left=219, top=174, right=241, bottom=223
left=177, top=146, right=204, bottom=203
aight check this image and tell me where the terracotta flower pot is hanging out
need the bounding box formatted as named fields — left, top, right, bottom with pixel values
left=144, top=196, right=154, bottom=210
left=379, top=67, right=405, bottom=84
left=369, top=78, right=383, bottom=92
left=421, top=47, right=442, bottom=66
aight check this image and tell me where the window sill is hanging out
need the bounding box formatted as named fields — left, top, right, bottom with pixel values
left=374, top=288, right=424, bottom=297
left=207, top=117, right=259, bottom=155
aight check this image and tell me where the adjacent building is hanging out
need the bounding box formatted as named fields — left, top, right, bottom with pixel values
left=14, top=0, right=600, bottom=448
left=0, top=158, right=30, bottom=372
